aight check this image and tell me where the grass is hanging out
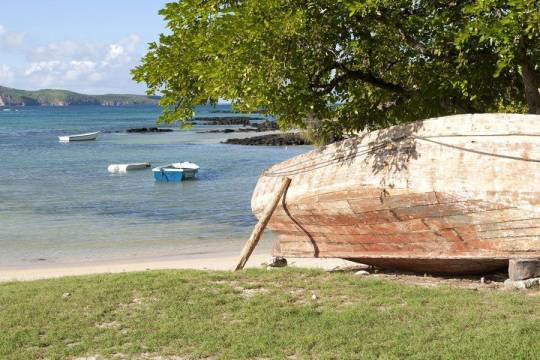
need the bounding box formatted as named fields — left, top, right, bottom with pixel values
left=0, top=268, right=538, bottom=359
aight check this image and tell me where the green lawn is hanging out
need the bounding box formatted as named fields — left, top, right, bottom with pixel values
left=0, top=268, right=538, bottom=359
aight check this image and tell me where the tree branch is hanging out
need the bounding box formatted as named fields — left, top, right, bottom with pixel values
left=339, top=64, right=409, bottom=94
left=310, top=63, right=410, bottom=96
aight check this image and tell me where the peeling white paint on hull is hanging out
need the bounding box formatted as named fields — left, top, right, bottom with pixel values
left=251, top=113, right=540, bottom=274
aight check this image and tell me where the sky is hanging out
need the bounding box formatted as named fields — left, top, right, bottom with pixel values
left=0, top=0, right=168, bottom=94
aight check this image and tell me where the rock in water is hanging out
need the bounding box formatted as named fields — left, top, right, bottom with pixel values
left=126, top=127, right=173, bottom=133
left=196, top=117, right=254, bottom=126
left=252, top=120, right=279, bottom=131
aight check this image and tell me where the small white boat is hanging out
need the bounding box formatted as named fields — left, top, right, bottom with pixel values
left=152, top=162, right=200, bottom=182
left=58, top=131, right=100, bottom=142
left=107, top=163, right=151, bottom=173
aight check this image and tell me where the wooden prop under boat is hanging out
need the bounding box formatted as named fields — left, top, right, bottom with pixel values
left=251, top=113, right=540, bottom=275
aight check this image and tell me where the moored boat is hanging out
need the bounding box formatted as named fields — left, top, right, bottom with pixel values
left=251, top=113, right=540, bottom=274
left=58, top=131, right=100, bottom=142
left=107, top=163, right=151, bottom=173
left=152, top=162, right=199, bottom=182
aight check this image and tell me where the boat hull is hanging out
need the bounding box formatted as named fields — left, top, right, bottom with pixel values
left=108, top=163, right=150, bottom=173
left=153, top=168, right=183, bottom=182
left=181, top=169, right=198, bottom=180
left=58, top=132, right=99, bottom=142
left=152, top=168, right=198, bottom=182
left=251, top=114, right=540, bottom=274
left=153, top=162, right=199, bottom=182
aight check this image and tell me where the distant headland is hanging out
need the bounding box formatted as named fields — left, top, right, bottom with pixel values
left=0, top=86, right=160, bottom=106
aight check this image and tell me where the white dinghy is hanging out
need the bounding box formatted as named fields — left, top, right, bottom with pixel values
left=58, top=131, right=100, bottom=142
left=107, top=163, right=151, bottom=173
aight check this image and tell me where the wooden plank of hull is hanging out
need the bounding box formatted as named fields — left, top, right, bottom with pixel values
left=266, top=195, right=540, bottom=273
left=252, top=114, right=540, bottom=274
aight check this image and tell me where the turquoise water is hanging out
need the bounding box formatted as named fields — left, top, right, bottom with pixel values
left=0, top=106, right=309, bottom=267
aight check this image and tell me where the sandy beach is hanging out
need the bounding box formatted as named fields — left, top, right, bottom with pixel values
left=0, top=252, right=359, bottom=283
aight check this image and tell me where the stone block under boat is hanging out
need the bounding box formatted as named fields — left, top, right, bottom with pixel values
left=251, top=113, right=540, bottom=275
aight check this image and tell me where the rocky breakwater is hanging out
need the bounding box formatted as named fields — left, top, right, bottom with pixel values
left=200, top=119, right=310, bottom=146
left=126, top=127, right=174, bottom=133
left=195, top=117, right=256, bottom=126
left=200, top=120, right=279, bottom=134
left=223, top=132, right=310, bottom=146
left=191, top=117, right=311, bottom=146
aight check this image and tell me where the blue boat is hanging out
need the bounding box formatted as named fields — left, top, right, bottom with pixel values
left=152, top=162, right=199, bottom=182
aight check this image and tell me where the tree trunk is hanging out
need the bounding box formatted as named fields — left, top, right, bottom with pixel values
left=520, top=61, right=540, bottom=114
left=518, top=38, right=540, bottom=114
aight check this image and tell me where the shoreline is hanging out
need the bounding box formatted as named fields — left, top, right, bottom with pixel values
left=0, top=252, right=358, bottom=283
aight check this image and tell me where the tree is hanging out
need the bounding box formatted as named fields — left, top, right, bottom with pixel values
left=132, top=0, right=539, bottom=141
left=455, top=0, right=539, bottom=114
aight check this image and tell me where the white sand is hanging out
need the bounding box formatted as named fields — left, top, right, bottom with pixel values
left=0, top=254, right=359, bottom=283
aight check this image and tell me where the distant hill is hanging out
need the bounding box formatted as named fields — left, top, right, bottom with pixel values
left=0, top=86, right=160, bottom=106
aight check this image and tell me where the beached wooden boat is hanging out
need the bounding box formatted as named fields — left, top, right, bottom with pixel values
left=152, top=162, right=199, bottom=182
left=107, top=163, right=151, bottom=173
left=251, top=113, right=540, bottom=274
left=58, top=131, right=99, bottom=142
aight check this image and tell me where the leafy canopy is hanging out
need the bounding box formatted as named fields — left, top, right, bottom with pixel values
left=133, top=0, right=539, bottom=139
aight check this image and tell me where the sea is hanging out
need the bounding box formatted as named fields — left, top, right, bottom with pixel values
left=0, top=105, right=309, bottom=268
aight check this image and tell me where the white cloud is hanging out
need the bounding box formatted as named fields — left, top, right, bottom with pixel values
left=103, top=35, right=141, bottom=66
left=0, top=26, right=145, bottom=93
left=27, top=35, right=141, bottom=67
left=24, top=61, right=62, bottom=76
left=0, top=64, right=15, bottom=84
left=0, top=24, right=26, bottom=51
left=23, top=60, right=103, bottom=88
left=28, top=40, right=103, bottom=62
left=106, top=44, right=125, bottom=60
left=23, top=61, right=63, bottom=87
left=64, top=61, right=98, bottom=81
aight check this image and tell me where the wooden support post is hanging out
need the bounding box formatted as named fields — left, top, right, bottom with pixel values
left=234, top=177, right=291, bottom=271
